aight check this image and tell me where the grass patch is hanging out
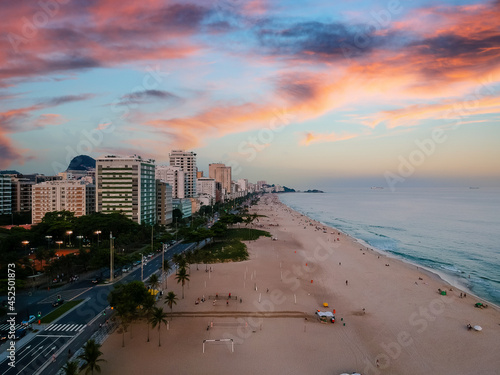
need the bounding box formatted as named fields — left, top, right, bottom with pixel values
left=196, top=228, right=271, bottom=263
left=224, top=228, right=271, bottom=241
left=199, top=239, right=248, bottom=262
left=40, top=300, right=83, bottom=323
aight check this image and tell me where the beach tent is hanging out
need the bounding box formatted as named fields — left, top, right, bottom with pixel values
left=316, top=311, right=335, bottom=323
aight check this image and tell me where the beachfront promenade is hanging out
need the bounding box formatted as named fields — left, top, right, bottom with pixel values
left=98, top=194, right=500, bottom=375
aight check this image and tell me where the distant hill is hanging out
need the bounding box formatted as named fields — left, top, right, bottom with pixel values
left=67, top=155, right=96, bottom=171
left=304, top=189, right=324, bottom=193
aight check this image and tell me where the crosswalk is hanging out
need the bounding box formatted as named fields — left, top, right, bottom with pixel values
left=45, top=323, right=86, bottom=332
left=38, top=287, right=90, bottom=304
left=0, top=323, right=25, bottom=331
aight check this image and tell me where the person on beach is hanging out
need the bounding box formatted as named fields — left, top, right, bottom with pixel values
left=346, top=280, right=348, bottom=286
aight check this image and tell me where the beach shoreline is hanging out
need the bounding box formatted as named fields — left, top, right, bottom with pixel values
left=277, top=193, right=500, bottom=310
left=98, top=193, right=500, bottom=375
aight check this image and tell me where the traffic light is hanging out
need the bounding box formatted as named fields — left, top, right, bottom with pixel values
left=103, top=310, right=106, bottom=316
left=37, top=311, right=41, bottom=318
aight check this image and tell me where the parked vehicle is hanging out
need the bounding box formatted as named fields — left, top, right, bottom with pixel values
left=21, top=315, right=35, bottom=326
left=0, top=330, right=8, bottom=342
left=15, top=328, right=27, bottom=340
left=52, top=299, right=64, bottom=307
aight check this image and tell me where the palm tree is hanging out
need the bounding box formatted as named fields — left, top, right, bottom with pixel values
left=184, top=250, right=193, bottom=274
left=62, top=360, right=79, bottom=375
left=162, top=260, right=172, bottom=288
left=149, top=307, right=169, bottom=347
left=172, top=253, right=186, bottom=270
left=78, top=339, right=106, bottom=375
left=175, top=266, right=190, bottom=299
left=164, top=291, right=178, bottom=319
left=117, top=310, right=131, bottom=347
left=148, top=273, right=160, bottom=291
left=142, top=294, right=156, bottom=342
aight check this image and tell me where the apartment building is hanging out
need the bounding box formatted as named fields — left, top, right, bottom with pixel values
left=156, top=180, right=173, bottom=225
left=32, top=180, right=95, bottom=223
left=95, top=155, right=156, bottom=225
left=0, top=175, right=12, bottom=215
left=169, top=150, right=197, bottom=198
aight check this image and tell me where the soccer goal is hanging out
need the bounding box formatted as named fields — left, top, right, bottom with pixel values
left=202, top=339, right=234, bottom=353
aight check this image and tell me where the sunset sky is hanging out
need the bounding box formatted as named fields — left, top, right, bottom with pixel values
left=1, top=0, right=499, bottom=189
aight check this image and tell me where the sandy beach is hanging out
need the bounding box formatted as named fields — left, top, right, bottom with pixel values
left=98, top=194, right=500, bottom=375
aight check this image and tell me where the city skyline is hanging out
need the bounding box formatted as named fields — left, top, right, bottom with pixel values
left=1, top=0, right=500, bottom=189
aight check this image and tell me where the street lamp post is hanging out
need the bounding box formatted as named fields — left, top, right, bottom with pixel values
left=56, top=241, right=63, bottom=250
left=110, top=232, right=115, bottom=282
left=66, top=230, right=73, bottom=247
left=76, top=235, right=84, bottom=249
left=161, top=242, right=165, bottom=290
left=141, top=252, right=144, bottom=282
left=22, top=240, right=30, bottom=255
left=45, top=235, right=52, bottom=250
left=95, top=230, right=101, bottom=247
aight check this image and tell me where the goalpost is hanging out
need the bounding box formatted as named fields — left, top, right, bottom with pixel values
left=202, top=339, right=234, bottom=353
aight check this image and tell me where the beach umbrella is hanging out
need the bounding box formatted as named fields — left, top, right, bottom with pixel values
left=474, top=325, right=482, bottom=331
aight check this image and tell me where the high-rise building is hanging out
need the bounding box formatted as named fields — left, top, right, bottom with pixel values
left=0, top=175, right=12, bottom=215
left=257, top=180, right=267, bottom=191
left=156, top=180, right=173, bottom=225
left=96, top=155, right=156, bottom=225
left=237, top=178, right=248, bottom=192
left=32, top=180, right=95, bottom=224
left=156, top=165, right=185, bottom=199
left=197, top=177, right=216, bottom=205
left=172, top=198, right=192, bottom=219
left=11, top=177, right=34, bottom=213
left=169, top=150, right=197, bottom=198
left=209, top=163, right=232, bottom=195
left=197, top=177, right=216, bottom=198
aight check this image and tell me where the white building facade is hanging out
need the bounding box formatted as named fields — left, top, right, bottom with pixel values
left=32, top=180, right=95, bottom=223
left=169, top=150, right=197, bottom=198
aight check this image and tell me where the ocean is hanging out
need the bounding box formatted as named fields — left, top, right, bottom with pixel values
left=279, top=188, right=500, bottom=306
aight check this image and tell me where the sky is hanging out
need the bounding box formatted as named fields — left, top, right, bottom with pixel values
left=1, top=0, right=500, bottom=190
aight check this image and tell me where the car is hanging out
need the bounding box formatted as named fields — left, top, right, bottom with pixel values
left=21, top=315, right=35, bottom=326
left=52, top=299, right=64, bottom=307
left=91, top=277, right=101, bottom=284
left=0, top=330, right=8, bottom=342
left=133, top=260, right=141, bottom=266
left=14, top=328, right=27, bottom=340
left=122, top=266, right=131, bottom=273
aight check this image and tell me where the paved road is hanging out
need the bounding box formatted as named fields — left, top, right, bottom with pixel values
left=0, top=241, right=198, bottom=375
